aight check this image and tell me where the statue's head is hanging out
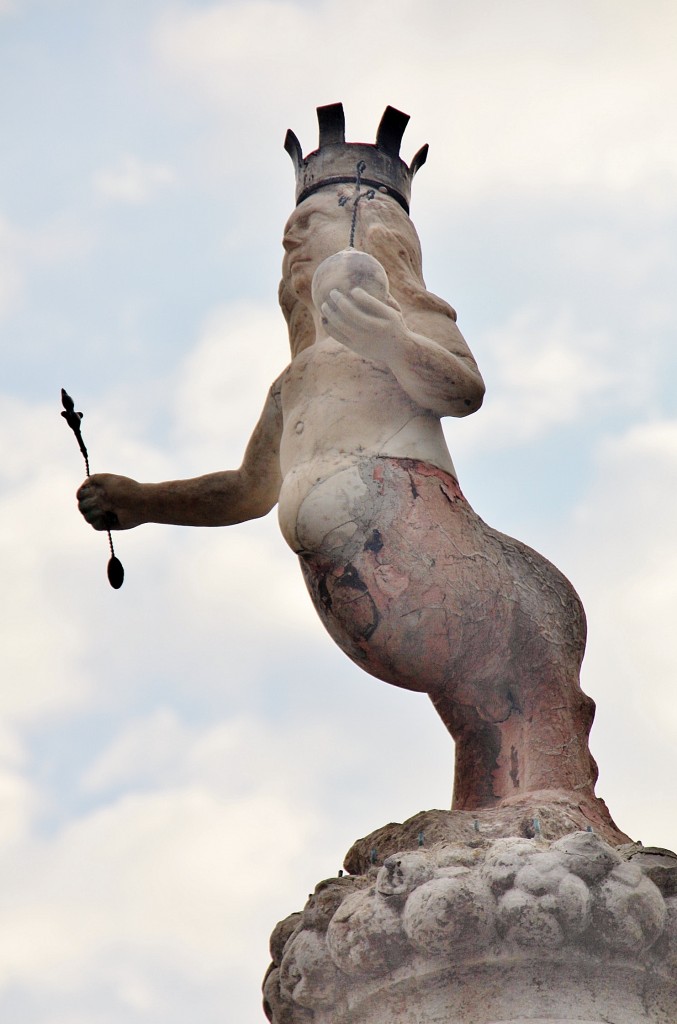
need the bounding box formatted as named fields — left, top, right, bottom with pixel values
left=279, top=104, right=454, bottom=355
left=281, top=104, right=426, bottom=311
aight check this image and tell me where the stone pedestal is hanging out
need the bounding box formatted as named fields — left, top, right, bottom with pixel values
left=263, top=804, right=677, bottom=1024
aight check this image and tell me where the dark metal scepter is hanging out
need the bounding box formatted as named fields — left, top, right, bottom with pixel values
left=61, top=388, right=124, bottom=589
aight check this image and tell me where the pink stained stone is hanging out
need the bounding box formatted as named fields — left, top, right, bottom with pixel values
left=299, top=456, right=604, bottom=816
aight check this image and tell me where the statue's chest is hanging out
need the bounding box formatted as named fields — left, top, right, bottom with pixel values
left=283, top=340, right=391, bottom=414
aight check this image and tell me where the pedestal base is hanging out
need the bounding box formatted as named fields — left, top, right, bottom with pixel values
left=263, top=803, right=677, bottom=1024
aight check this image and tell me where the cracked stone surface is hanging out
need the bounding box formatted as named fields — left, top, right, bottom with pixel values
left=298, top=454, right=615, bottom=826
left=263, top=829, right=677, bottom=1024
left=277, top=228, right=615, bottom=821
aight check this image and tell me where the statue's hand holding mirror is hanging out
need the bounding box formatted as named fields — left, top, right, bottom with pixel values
left=312, top=249, right=406, bottom=358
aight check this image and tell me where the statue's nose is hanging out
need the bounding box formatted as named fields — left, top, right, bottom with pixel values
left=283, top=232, right=301, bottom=253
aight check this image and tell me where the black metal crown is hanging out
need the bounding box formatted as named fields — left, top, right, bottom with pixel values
left=284, top=103, right=428, bottom=214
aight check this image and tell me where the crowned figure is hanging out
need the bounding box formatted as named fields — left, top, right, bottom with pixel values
left=77, top=103, right=623, bottom=835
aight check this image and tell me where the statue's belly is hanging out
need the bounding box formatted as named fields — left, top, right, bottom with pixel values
left=277, top=460, right=367, bottom=554
left=296, top=457, right=587, bottom=723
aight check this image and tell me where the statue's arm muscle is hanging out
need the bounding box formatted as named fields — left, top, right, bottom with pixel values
left=393, top=315, right=485, bottom=418
left=320, top=288, right=485, bottom=419
left=77, top=380, right=284, bottom=530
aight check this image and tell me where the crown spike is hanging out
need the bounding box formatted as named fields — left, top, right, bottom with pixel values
left=317, top=103, right=346, bottom=147
left=410, top=143, right=429, bottom=175
left=375, top=106, right=410, bottom=157
left=284, top=129, right=303, bottom=170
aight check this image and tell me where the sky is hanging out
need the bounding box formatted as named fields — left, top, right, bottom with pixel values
left=2, top=0, right=677, bottom=1021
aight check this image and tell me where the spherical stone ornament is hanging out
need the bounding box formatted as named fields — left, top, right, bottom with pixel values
left=551, top=830, right=622, bottom=884
left=498, top=885, right=565, bottom=949
left=552, top=871, right=592, bottom=934
left=263, top=966, right=313, bottom=1024
left=279, top=929, right=343, bottom=1010
left=653, top=895, right=677, bottom=970
left=403, top=867, right=496, bottom=956
left=375, top=851, right=435, bottom=898
left=300, top=876, right=368, bottom=932
left=270, top=912, right=304, bottom=966
left=326, top=887, right=409, bottom=976
left=514, top=851, right=570, bottom=896
left=311, top=249, right=390, bottom=314
left=592, top=860, right=666, bottom=952
left=482, top=837, right=540, bottom=896
left=505, top=849, right=591, bottom=940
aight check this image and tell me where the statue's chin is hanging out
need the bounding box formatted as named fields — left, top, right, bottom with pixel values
left=289, top=268, right=313, bottom=304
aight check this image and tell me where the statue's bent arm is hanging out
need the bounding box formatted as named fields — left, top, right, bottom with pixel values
left=76, top=379, right=284, bottom=531
left=382, top=320, right=485, bottom=419
left=320, top=285, right=485, bottom=418
left=406, top=305, right=486, bottom=416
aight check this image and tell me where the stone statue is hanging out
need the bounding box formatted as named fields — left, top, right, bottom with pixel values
left=76, top=104, right=616, bottom=832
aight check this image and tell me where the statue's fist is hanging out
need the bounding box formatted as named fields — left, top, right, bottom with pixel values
left=77, top=474, right=142, bottom=531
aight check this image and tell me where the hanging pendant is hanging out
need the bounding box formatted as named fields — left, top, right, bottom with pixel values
left=107, top=554, right=125, bottom=589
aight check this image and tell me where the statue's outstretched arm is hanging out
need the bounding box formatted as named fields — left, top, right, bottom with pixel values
left=77, top=379, right=284, bottom=531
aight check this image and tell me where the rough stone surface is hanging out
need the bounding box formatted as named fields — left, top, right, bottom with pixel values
left=344, top=796, right=630, bottom=875
left=263, top=829, right=677, bottom=1023
left=298, top=453, right=599, bottom=813
left=326, top=887, right=409, bottom=977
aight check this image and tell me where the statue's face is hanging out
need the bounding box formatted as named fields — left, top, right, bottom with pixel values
left=282, top=189, right=354, bottom=304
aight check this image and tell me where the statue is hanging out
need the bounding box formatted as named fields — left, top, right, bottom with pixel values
left=76, top=104, right=617, bottom=831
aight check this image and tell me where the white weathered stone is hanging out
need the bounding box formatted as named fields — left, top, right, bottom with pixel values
left=403, top=867, right=496, bottom=955
left=375, top=850, right=434, bottom=897
left=325, top=888, right=409, bottom=977
left=265, top=831, right=677, bottom=1023
left=592, top=860, right=666, bottom=952
left=551, top=829, right=623, bottom=883
left=278, top=930, right=344, bottom=1010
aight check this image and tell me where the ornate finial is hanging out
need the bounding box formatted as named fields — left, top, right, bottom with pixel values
left=61, top=388, right=125, bottom=590
left=284, top=103, right=428, bottom=214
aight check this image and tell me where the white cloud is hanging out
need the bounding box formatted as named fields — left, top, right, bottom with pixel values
left=170, top=302, right=288, bottom=467
left=555, top=226, right=674, bottom=297
left=573, top=418, right=677, bottom=645
left=152, top=0, right=677, bottom=204
left=0, top=217, right=24, bottom=317
left=0, top=398, right=95, bottom=722
left=449, top=305, right=616, bottom=452
left=0, top=786, right=309, bottom=988
left=0, top=700, right=384, bottom=1020
left=81, top=707, right=354, bottom=811
left=0, top=212, right=94, bottom=321
left=93, top=156, right=176, bottom=205
left=561, top=418, right=677, bottom=847
left=153, top=2, right=314, bottom=107
left=0, top=770, right=34, bottom=849
left=82, top=708, right=191, bottom=794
